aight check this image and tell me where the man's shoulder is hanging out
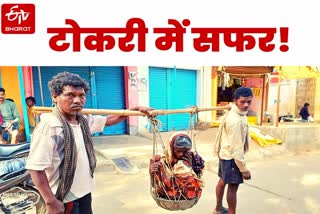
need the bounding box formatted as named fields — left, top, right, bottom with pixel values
left=226, top=110, right=242, bottom=120
left=7, top=100, right=17, bottom=105
left=39, top=113, right=62, bottom=127
left=1, top=100, right=13, bottom=106
left=225, top=111, right=244, bottom=126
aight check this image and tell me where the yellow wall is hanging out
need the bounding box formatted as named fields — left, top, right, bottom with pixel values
left=0, top=66, right=23, bottom=117
left=315, top=78, right=320, bottom=122
left=211, top=66, right=218, bottom=121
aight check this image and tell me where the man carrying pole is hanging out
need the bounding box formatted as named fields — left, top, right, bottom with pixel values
left=214, top=87, right=253, bottom=214
left=26, top=72, right=152, bottom=214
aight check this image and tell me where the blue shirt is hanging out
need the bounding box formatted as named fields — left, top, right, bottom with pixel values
left=299, top=106, right=310, bottom=120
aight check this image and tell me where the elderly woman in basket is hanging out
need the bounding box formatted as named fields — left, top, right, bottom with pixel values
left=149, top=132, right=205, bottom=200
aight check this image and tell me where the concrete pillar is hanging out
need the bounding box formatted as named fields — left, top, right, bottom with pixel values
left=288, top=80, right=297, bottom=116
left=314, top=78, right=320, bottom=122
left=211, top=66, right=218, bottom=121
left=22, top=66, right=34, bottom=97
left=197, top=66, right=212, bottom=122
left=124, top=66, right=139, bottom=135
left=136, top=66, right=150, bottom=134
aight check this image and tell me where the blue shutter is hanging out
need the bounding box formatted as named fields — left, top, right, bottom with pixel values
left=91, top=66, right=126, bottom=135
left=32, top=66, right=126, bottom=135
left=169, top=69, right=197, bottom=130
left=149, top=67, right=169, bottom=131
left=32, top=66, right=92, bottom=108
left=149, top=67, right=197, bottom=131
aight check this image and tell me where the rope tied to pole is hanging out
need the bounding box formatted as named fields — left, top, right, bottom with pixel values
left=147, top=115, right=166, bottom=156
left=189, top=106, right=198, bottom=153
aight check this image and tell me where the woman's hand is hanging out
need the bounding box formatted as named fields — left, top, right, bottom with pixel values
left=182, top=150, right=193, bottom=163
left=149, top=161, right=162, bottom=174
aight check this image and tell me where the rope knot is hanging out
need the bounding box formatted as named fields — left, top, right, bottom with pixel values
left=148, top=115, right=162, bottom=129
left=190, top=106, right=199, bottom=116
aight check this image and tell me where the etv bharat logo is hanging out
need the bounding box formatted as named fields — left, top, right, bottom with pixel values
left=1, top=4, right=35, bottom=34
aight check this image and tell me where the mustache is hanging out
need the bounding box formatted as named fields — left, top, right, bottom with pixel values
left=70, top=105, right=83, bottom=108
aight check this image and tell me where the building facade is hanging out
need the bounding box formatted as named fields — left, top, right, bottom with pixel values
left=0, top=66, right=213, bottom=136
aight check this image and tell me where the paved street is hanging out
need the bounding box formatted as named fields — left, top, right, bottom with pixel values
left=92, top=150, right=320, bottom=214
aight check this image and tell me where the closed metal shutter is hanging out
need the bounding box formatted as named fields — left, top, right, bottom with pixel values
left=32, top=66, right=92, bottom=108
left=169, top=69, right=197, bottom=130
left=149, top=67, right=197, bottom=131
left=91, top=66, right=126, bottom=135
left=32, top=66, right=126, bottom=135
left=149, top=67, right=169, bottom=131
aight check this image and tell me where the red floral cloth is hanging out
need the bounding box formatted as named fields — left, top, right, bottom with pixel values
left=151, top=156, right=203, bottom=200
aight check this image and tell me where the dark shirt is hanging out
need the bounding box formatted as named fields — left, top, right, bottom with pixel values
left=299, top=106, right=310, bottom=120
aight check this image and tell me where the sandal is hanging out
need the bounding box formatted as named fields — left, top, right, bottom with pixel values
left=213, top=206, right=228, bottom=214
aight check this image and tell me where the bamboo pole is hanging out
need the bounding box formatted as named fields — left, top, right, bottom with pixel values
left=260, top=74, right=266, bottom=125
left=275, top=74, right=281, bottom=127
left=34, top=106, right=231, bottom=117
left=264, top=76, right=269, bottom=112
left=38, top=66, right=45, bottom=106
left=211, top=66, right=218, bottom=121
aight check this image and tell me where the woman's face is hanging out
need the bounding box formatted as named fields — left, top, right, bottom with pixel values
left=173, top=149, right=187, bottom=160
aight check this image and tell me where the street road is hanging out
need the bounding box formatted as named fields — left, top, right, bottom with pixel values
left=92, top=151, right=320, bottom=214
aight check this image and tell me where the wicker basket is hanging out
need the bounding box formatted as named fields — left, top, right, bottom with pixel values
left=151, top=191, right=199, bottom=211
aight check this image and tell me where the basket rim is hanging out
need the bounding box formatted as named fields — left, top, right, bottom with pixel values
left=151, top=193, right=200, bottom=211
left=151, top=191, right=200, bottom=203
